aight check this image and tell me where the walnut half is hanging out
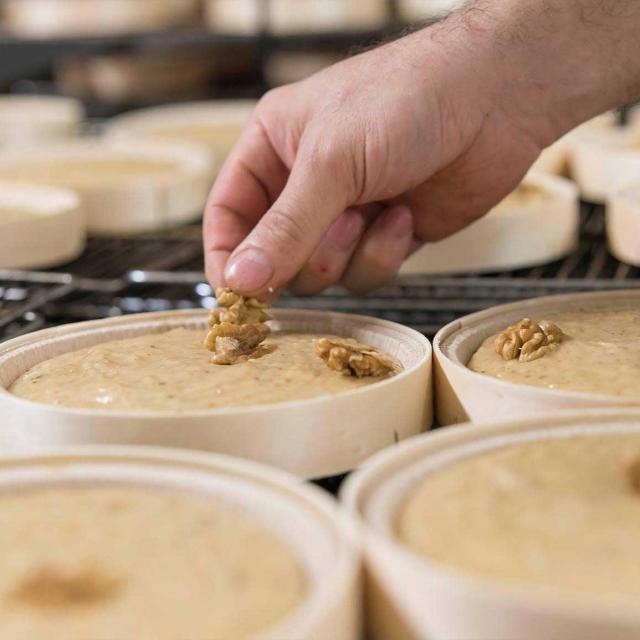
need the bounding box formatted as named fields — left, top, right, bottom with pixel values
left=204, top=288, right=271, bottom=365
left=316, top=337, right=398, bottom=378
left=494, top=318, right=563, bottom=363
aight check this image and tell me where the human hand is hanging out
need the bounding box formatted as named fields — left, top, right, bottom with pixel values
left=204, top=1, right=640, bottom=298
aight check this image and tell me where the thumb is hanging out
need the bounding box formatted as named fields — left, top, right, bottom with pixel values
left=224, top=142, right=352, bottom=296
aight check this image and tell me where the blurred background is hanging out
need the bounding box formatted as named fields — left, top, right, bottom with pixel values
left=0, top=0, right=458, bottom=113
left=0, top=0, right=637, bottom=348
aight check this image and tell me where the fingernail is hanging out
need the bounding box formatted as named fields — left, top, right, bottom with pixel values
left=225, top=248, right=274, bottom=292
left=327, top=210, right=364, bottom=250
left=384, top=206, right=413, bottom=238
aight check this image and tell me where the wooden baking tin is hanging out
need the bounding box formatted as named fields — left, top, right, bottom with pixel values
left=400, top=173, right=579, bottom=275
left=0, top=181, right=85, bottom=269
left=0, top=309, right=432, bottom=479
left=268, top=0, right=388, bottom=34
left=607, top=184, right=640, bottom=266
left=433, top=289, right=640, bottom=425
left=0, top=446, right=361, bottom=640
left=531, top=110, right=625, bottom=179
left=567, top=112, right=640, bottom=202
left=0, top=138, right=216, bottom=236
left=341, top=410, right=640, bottom=640
left=0, top=95, right=84, bottom=149
left=2, top=0, right=200, bottom=38
left=108, top=100, right=256, bottom=163
left=56, top=50, right=216, bottom=104
left=205, top=0, right=263, bottom=35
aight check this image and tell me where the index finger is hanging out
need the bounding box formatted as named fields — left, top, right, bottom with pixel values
left=203, top=118, right=289, bottom=288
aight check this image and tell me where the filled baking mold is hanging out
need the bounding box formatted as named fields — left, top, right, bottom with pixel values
left=341, top=410, right=640, bottom=640
left=0, top=180, right=85, bottom=269
left=0, top=95, right=84, bottom=149
left=607, top=184, right=640, bottom=266
left=0, top=138, right=216, bottom=236
left=107, top=100, right=256, bottom=163
left=433, top=289, right=640, bottom=425
left=0, top=445, right=361, bottom=640
left=0, top=309, right=432, bottom=479
left=401, top=173, right=579, bottom=275
left=1, top=0, right=200, bottom=38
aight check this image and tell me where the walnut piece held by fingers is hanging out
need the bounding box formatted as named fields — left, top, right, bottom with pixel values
left=494, top=318, right=564, bottom=363
left=204, top=288, right=271, bottom=365
left=316, top=337, right=398, bottom=378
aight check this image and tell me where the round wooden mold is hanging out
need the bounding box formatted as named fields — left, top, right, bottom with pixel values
left=568, top=112, right=640, bottom=203
left=204, top=0, right=263, bottom=35
left=341, top=410, right=640, bottom=640
left=607, top=184, right=640, bottom=266
left=433, top=289, right=640, bottom=426
left=0, top=180, right=85, bottom=269
left=0, top=445, right=361, bottom=639
left=107, top=100, right=256, bottom=162
left=531, top=109, right=628, bottom=180
left=2, top=0, right=200, bottom=38
left=268, top=0, right=389, bottom=34
left=56, top=50, right=216, bottom=105
left=400, top=173, right=579, bottom=275
left=0, top=95, right=84, bottom=149
left=0, top=309, right=433, bottom=479
left=0, top=138, right=216, bottom=236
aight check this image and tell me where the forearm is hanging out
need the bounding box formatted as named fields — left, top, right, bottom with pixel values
left=436, top=0, right=640, bottom=145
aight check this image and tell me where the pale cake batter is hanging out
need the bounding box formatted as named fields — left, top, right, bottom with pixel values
left=0, top=157, right=182, bottom=189
left=398, top=433, right=640, bottom=603
left=153, top=123, right=244, bottom=153
left=468, top=306, right=640, bottom=397
left=0, top=485, right=305, bottom=640
left=11, top=329, right=395, bottom=411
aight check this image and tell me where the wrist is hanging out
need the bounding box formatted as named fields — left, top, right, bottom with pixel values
left=441, top=0, right=640, bottom=145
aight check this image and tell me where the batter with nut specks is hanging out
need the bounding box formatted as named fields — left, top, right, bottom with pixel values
left=10, top=328, right=397, bottom=411
left=0, top=485, right=306, bottom=640
left=468, top=305, right=640, bottom=397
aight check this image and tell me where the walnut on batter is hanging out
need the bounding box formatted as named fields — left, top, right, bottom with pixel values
left=494, top=318, right=564, bottom=363
left=204, top=288, right=271, bottom=365
left=316, top=337, right=398, bottom=378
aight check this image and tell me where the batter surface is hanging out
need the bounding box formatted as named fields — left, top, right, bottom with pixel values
left=10, top=329, right=391, bottom=411
left=398, top=434, right=640, bottom=602
left=468, top=306, right=640, bottom=396
left=0, top=157, right=182, bottom=189
left=0, top=485, right=305, bottom=640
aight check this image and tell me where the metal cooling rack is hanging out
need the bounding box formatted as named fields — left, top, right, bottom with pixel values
left=0, top=203, right=638, bottom=343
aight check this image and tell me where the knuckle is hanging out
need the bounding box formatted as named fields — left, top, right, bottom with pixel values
left=303, top=128, right=346, bottom=174
left=256, top=88, right=285, bottom=116
left=263, top=207, right=309, bottom=246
